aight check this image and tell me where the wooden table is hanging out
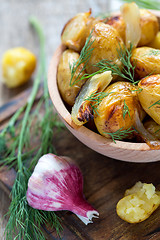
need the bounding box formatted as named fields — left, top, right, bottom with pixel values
left=1, top=1, right=160, bottom=240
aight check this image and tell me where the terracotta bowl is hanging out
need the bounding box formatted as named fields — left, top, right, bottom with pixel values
left=48, top=12, right=160, bottom=163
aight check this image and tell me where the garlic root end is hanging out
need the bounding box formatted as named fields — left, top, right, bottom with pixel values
left=76, top=210, right=99, bottom=225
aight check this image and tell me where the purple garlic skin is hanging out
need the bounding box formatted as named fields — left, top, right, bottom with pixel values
left=26, top=154, right=99, bottom=224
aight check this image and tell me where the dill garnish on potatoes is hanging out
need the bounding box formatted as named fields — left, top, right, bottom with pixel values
left=57, top=2, right=160, bottom=148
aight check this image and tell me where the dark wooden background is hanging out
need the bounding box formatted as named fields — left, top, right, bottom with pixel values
left=1, top=1, right=160, bottom=240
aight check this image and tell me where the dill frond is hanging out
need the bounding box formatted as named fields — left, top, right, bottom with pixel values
left=1, top=17, right=64, bottom=240
left=122, top=0, right=160, bottom=10
left=85, top=91, right=111, bottom=115
left=129, top=87, right=143, bottom=94
left=148, top=99, right=160, bottom=109
left=5, top=169, right=62, bottom=240
left=94, top=43, right=136, bottom=83
left=69, top=30, right=95, bottom=86
left=104, top=127, right=137, bottom=143
left=123, top=100, right=131, bottom=119
left=155, top=128, right=160, bottom=134
left=0, top=139, right=7, bottom=161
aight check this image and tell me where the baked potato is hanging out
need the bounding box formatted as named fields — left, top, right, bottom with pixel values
left=58, top=3, right=160, bottom=148
left=131, top=47, right=160, bottom=79
left=148, top=31, right=160, bottom=49
left=106, top=15, right=126, bottom=43
left=61, top=11, right=100, bottom=52
left=94, top=82, right=144, bottom=140
left=107, top=9, right=159, bottom=47
left=85, top=22, right=124, bottom=74
left=71, top=71, right=112, bottom=126
left=144, top=118, right=160, bottom=139
left=138, top=9, right=159, bottom=46
left=116, top=181, right=160, bottom=223
left=138, top=75, right=160, bottom=125
left=57, top=49, right=86, bottom=106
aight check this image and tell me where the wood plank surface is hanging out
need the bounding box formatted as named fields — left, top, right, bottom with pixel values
left=1, top=0, right=160, bottom=239
left=1, top=98, right=160, bottom=239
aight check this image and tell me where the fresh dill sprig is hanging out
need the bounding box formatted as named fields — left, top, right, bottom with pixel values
left=70, top=33, right=136, bottom=86
left=104, top=127, right=137, bottom=144
left=129, top=87, right=143, bottom=94
left=148, top=99, right=160, bottom=109
left=69, top=30, right=95, bottom=86
left=122, top=0, right=160, bottom=10
left=155, top=128, right=160, bottom=134
left=2, top=17, right=63, bottom=240
left=85, top=91, right=111, bottom=115
left=5, top=168, right=62, bottom=240
left=0, top=135, right=7, bottom=157
left=123, top=100, right=131, bottom=119
left=94, top=43, right=136, bottom=83
left=95, top=12, right=111, bottom=19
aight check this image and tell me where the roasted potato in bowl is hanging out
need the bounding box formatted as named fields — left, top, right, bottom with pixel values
left=131, top=47, right=160, bottom=79
left=48, top=3, right=160, bottom=161
left=57, top=49, right=87, bottom=106
left=144, top=118, right=160, bottom=139
left=61, top=11, right=91, bottom=52
left=138, top=75, right=160, bottom=125
left=94, top=82, right=144, bottom=139
left=106, top=9, right=159, bottom=47
left=85, top=22, right=124, bottom=74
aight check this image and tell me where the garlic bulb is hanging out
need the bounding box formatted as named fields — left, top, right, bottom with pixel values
left=26, top=154, right=99, bottom=225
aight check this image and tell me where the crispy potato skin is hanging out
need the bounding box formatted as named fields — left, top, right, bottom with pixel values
left=106, top=10, right=159, bottom=47
left=148, top=31, right=160, bottom=49
left=144, top=119, right=160, bottom=139
left=138, top=75, right=160, bottom=125
left=85, top=22, right=124, bottom=74
left=131, top=47, right=160, bottom=79
left=116, top=182, right=160, bottom=223
left=61, top=11, right=100, bottom=52
left=138, top=9, right=159, bottom=46
left=57, top=49, right=86, bottom=106
left=71, top=71, right=112, bottom=126
left=94, top=82, right=144, bottom=138
left=106, top=15, right=126, bottom=43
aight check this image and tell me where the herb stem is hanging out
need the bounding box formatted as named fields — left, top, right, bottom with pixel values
left=4, top=17, right=63, bottom=240
left=0, top=105, right=26, bottom=137
left=17, top=18, right=45, bottom=171
left=122, top=0, right=160, bottom=10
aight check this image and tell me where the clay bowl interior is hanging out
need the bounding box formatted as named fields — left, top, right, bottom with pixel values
left=48, top=10, right=160, bottom=163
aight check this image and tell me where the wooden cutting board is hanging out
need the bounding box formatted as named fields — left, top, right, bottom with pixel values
left=1, top=90, right=160, bottom=240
